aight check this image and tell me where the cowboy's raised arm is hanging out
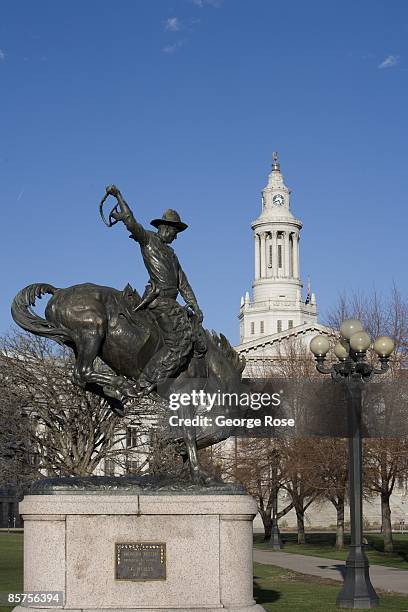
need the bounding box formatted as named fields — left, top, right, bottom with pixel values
left=106, top=185, right=149, bottom=245
left=178, top=266, right=203, bottom=323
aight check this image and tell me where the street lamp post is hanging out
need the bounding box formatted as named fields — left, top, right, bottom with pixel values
left=268, top=449, right=283, bottom=549
left=310, top=320, right=394, bottom=609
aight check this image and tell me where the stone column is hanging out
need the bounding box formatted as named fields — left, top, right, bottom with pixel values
left=265, top=233, right=270, bottom=277
left=23, top=514, right=66, bottom=594
left=293, top=233, right=299, bottom=278
left=254, top=233, right=260, bottom=280
left=297, top=233, right=301, bottom=278
left=260, top=232, right=266, bottom=278
left=272, top=230, right=278, bottom=277
left=291, top=233, right=295, bottom=278
left=220, top=514, right=257, bottom=609
left=284, top=231, right=290, bottom=277
left=264, top=232, right=269, bottom=277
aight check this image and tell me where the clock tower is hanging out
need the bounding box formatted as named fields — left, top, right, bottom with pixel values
left=238, top=153, right=318, bottom=344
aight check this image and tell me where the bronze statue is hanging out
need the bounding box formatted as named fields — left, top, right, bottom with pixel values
left=103, top=184, right=205, bottom=396
left=11, top=186, right=245, bottom=484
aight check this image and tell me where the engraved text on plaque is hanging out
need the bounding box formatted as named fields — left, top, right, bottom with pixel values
left=115, top=543, right=166, bottom=581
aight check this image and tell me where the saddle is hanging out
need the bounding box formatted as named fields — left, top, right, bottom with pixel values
left=120, top=283, right=207, bottom=358
left=120, top=283, right=208, bottom=378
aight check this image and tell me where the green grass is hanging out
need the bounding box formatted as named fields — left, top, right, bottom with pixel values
left=0, top=533, right=23, bottom=612
left=2, top=533, right=408, bottom=611
left=254, top=562, right=408, bottom=611
left=0, top=534, right=23, bottom=592
left=254, top=532, right=408, bottom=570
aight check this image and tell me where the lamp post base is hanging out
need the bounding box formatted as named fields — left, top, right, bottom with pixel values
left=267, top=519, right=282, bottom=550
left=336, top=547, right=379, bottom=609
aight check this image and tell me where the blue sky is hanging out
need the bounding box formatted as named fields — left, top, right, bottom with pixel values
left=1, top=0, right=407, bottom=344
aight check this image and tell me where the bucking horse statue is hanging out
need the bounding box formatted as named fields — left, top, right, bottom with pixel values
left=11, top=185, right=245, bottom=485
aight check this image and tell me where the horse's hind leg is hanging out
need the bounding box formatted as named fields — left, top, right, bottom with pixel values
left=179, top=402, right=220, bottom=485
left=72, top=330, right=127, bottom=401
left=72, top=330, right=105, bottom=387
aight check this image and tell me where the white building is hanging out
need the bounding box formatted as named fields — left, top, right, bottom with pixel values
left=236, top=153, right=331, bottom=371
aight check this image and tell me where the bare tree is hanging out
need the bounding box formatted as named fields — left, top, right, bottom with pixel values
left=0, top=332, right=161, bottom=479
left=219, top=437, right=294, bottom=539
left=363, top=438, right=408, bottom=552
left=0, top=371, right=39, bottom=488
left=313, top=438, right=348, bottom=549
left=279, top=438, right=323, bottom=544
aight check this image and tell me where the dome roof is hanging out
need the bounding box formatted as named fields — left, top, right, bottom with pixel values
left=252, top=153, right=301, bottom=227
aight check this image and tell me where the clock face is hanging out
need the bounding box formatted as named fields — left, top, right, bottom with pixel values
left=273, top=194, right=284, bottom=206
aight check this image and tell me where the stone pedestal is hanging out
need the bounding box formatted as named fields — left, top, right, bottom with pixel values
left=15, top=493, right=265, bottom=612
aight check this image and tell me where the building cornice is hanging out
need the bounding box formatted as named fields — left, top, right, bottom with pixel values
left=251, top=218, right=303, bottom=230
left=235, top=323, right=335, bottom=353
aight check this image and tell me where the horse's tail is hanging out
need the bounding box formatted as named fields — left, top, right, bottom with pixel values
left=11, top=283, right=72, bottom=345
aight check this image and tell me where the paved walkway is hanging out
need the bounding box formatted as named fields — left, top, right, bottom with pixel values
left=253, top=549, right=408, bottom=595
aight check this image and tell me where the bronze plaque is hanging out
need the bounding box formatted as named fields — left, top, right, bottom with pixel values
left=115, top=542, right=166, bottom=581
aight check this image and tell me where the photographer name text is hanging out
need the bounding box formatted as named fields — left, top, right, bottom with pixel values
left=168, top=415, right=295, bottom=429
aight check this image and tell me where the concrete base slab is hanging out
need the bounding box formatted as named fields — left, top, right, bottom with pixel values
left=16, top=493, right=265, bottom=612
left=14, top=607, right=265, bottom=612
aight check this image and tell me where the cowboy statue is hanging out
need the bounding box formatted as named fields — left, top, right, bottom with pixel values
left=104, top=184, right=206, bottom=396
left=11, top=183, right=245, bottom=482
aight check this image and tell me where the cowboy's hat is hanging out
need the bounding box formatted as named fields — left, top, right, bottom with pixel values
left=150, top=209, right=188, bottom=232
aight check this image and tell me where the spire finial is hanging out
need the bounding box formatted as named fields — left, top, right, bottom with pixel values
left=272, top=151, right=280, bottom=172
